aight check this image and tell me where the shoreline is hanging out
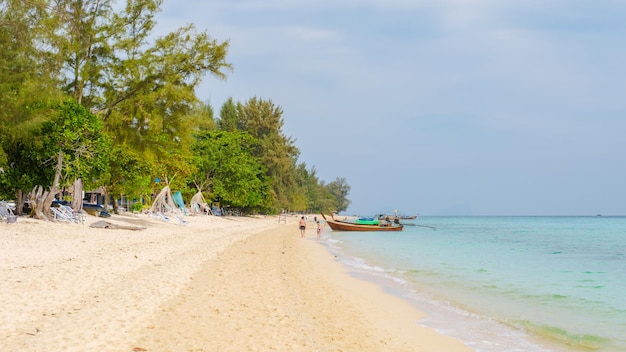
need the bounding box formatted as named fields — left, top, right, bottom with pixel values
left=321, top=218, right=607, bottom=352
left=1, top=214, right=470, bottom=351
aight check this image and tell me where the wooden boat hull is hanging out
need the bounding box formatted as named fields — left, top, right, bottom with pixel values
left=320, top=213, right=403, bottom=232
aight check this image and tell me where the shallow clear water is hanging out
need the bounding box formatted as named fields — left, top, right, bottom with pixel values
left=323, top=216, right=626, bottom=352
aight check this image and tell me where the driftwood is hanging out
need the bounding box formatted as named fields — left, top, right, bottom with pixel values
left=89, top=220, right=146, bottom=231
left=25, top=152, right=89, bottom=221
left=16, top=189, right=25, bottom=216
left=43, top=151, right=65, bottom=220
left=27, top=152, right=64, bottom=221
left=27, top=185, right=49, bottom=220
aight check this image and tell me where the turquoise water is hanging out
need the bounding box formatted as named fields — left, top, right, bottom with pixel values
left=322, top=216, right=626, bottom=352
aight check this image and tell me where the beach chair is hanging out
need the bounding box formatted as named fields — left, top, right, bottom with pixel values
left=0, top=202, right=9, bottom=219
left=174, top=215, right=189, bottom=225
left=51, top=205, right=85, bottom=224
left=148, top=211, right=171, bottom=222
left=0, top=201, right=16, bottom=222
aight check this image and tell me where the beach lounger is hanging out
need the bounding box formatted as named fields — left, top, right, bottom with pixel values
left=175, top=215, right=189, bottom=225
left=0, top=201, right=16, bottom=222
left=51, top=205, right=85, bottom=224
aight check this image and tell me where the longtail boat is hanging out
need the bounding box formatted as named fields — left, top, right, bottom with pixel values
left=320, top=213, right=403, bottom=232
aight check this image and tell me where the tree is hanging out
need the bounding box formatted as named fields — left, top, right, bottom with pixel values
left=290, top=163, right=310, bottom=212
left=327, top=177, right=351, bottom=213
left=99, top=145, right=153, bottom=213
left=99, top=5, right=231, bottom=182
left=293, top=163, right=337, bottom=213
left=33, top=0, right=232, bottom=189
left=43, top=0, right=114, bottom=106
left=0, top=0, right=352, bottom=217
left=192, top=100, right=217, bottom=132
left=16, top=99, right=110, bottom=218
left=217, top=97, right=239, bottom=131
left=0, top=0, right=62, bottom=188
left=235, top=97, right=299, bottom=211
left=192, top=130, right=269, bottom=211
left=33, top=100, right=110, bottom=185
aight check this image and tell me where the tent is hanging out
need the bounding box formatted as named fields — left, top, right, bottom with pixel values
left=190, top=190, right=213, bottom=215
left=173, top=191, right=187, bottom=215
left=149, top=185, right=184, bottom=216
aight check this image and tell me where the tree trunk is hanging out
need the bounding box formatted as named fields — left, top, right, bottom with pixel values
left=28, top=186, right=48, bottom=220
left=36, top=151, right=64, bottom=221
left=112, top=194, right=119, bottom=214
left=48, top=151, right=63, bottom=215
left=16, top=189, right=25, bottom=216
left=102, top=186, right=111, bottom=210
left=71, top=178, right=83, bottom=212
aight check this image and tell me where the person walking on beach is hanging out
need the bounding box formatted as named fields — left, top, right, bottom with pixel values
left=299, top=216, right=307, bottom=238
left=316, top=221, right=322, bottom=240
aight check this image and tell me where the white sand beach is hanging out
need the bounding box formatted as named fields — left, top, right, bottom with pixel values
left=0, top=213, right=471, bottom=351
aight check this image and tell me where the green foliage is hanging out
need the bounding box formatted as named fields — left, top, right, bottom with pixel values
left=193, top=100, right=217, bottom=132
left=45, top=0, right=116, bottom=106
left=131, top=202, right=144, bottom=212
left=101, top=145, right=153, bottom=202
left=192, top=130, right=269, bottom=210
left=96, top=4, right=231, bottom=185
left=290, top=163, right=344, bottom=213
left=232, top=97, right=300, bottom=211
left=0, top=0, right=62, bottom=183
left=37, top=100, right=111, bottom=186
left=217, top=97, right=239, bottom=131
left=327, top=177, right=351, bottom=213
left=0, top=0, right=350, bottom=214
left=0, top=138, right=36, bottom=198
left=0, top=99, right=110, bottom=198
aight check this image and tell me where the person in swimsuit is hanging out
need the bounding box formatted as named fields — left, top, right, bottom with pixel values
left=316, top=221, right=322, bottom=240
left=299, top=216, right=306, bottom=238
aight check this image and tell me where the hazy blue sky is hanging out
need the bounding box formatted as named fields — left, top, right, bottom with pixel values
left=156, top=0, right=626, bottom=216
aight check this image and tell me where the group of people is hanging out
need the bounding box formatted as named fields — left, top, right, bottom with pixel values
left=298, top=216, right=323, bottom=240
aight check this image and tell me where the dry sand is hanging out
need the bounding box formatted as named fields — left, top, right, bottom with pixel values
left=0, top=213, right=471, bottom=351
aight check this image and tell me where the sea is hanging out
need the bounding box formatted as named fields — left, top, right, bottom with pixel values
left=320, top=216, right=626, bottom=352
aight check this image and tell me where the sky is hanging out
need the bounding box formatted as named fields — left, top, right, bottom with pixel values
left=154, top=0, right=626, bottom=216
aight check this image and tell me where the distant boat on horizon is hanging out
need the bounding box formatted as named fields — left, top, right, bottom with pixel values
left=377, top=213, right=419, bottom=221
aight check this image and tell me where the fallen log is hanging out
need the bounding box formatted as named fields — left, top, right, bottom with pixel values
left=89, top=220, right=146, bottom=231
